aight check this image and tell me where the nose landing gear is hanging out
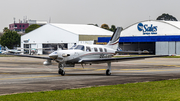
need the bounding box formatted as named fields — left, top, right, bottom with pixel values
left=58, top=69, right=65, bottom=76
left=58, top=63, right=65, bottom=76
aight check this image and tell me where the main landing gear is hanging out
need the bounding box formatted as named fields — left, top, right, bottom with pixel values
left=58, top=63, right=65, bottom=76
left=106, top=62, right=111, bottom=76
left=58, top=62, right=112, bottom=76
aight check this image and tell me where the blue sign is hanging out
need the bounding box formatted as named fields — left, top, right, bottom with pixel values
left=137, top=23, right=157, bottom=35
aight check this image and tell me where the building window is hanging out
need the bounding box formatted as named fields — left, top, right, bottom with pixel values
left=23, top=25, right=25, bottom=27
left=20, top=25, right=21, bottom=27
left=15, top=25, right=17, bottom=27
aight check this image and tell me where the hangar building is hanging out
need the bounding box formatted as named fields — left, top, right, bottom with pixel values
left=21, top=23, right=113, bottom=54
left=98, top=20, right=180, bottom=55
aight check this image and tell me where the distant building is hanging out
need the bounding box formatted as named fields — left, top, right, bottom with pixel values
left=9, top=18, right=47, bottom=33
left=9, top=23, right=29, bottom=32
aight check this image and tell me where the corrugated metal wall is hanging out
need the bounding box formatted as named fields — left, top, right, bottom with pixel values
left=156, top=41, right=180, bottom=55
left=169, top=42, right=176, bottom=54
left=176, top=42, right=180, bottom=55
left=156, top=42, right=168, bottom=55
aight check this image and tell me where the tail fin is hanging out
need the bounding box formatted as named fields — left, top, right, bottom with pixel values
left=106, top=27, right=122, bottom=50
left=5, top=46, right=9, bottom=51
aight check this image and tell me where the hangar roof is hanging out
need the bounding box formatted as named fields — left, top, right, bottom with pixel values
left=21, top=23, right=113, bottom=43
left=50, top=23, right=113, bottom=35
left=164, top=21, right=180, bottom=29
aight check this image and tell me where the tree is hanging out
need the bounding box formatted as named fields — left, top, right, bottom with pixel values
left=109, top=25, right=116, bottom=32
left=157, top=13, right=178, bottom=21
left=3, top=27, right=9, bottom=33
left=101, top=24, right=109, bottom=30
left=25, top=24, right=40, bottom=33
left=0, top=30, right=20, bottom=49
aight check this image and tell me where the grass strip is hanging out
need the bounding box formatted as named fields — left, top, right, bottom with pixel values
left=163, top=56, right=180, bottom=58
left=1, top=79, right=180, bottom=101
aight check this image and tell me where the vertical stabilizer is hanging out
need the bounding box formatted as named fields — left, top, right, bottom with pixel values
left=106, top=27, right=122, bottom=50
left=5, top=46, right=9, bottom=51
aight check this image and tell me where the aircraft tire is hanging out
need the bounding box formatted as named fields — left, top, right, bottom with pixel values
left=58, top=69, right=61, bottom=74
left=106, top=69, right=111, bottom=76
left=58, top=69, right=65, bottom=76
left=61, top=70, right=65, bottom=76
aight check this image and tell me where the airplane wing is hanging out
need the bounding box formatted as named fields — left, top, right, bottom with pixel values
left=7, top=54, right=52, bottom=60
left=79, top=55, right=169, bottom=64
left=18, top=48, right=53, bottom=50
left=115, top=50, right=149, bottom=54
left=8, top=50, right=23, bottom=53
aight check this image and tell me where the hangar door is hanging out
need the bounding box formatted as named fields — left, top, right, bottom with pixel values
left=156, top=42, right=180, bottom=55
left=119, top=42, right=155, bottom=54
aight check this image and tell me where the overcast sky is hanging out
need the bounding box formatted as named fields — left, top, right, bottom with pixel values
left=0, top=0, right=180, bottom=31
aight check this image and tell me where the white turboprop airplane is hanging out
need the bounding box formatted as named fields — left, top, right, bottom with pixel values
left=1, top=47, right=23, bottom=54
left=11, top=27, right=169, bottom=76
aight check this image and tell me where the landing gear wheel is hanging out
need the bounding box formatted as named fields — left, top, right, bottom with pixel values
left=58, top=69, right=61, bottom=74
left=61, top=70, right=65, bottom=76
left=58, top=69, right=65, bottom=76
left=106, top=69, right=111, bottom=76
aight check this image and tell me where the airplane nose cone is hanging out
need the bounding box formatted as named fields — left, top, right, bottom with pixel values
left=49, top=51, right=58, bottom=59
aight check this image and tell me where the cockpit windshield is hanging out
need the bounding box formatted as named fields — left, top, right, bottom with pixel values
left=69, top=44, right=77, bottom=50
left=74, top=45, right=84, bottom=51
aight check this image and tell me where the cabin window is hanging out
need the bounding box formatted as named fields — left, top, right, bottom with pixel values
left=94, top=47, right=98, bottom=52
left=75, top=45, right=84, bottom=51
left=104, top=48, right=107, bottom=52
left=99, top=48, right=103, bottom=52
left=86, top=46, right=91, bottom=52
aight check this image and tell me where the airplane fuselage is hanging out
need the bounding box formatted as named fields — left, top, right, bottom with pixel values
left=49, top=44, right=116, bottom=64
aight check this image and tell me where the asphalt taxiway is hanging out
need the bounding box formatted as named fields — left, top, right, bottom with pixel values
left=0, top=57, right=180, bottom=95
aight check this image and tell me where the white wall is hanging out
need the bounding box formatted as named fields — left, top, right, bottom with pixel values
left=122, top=20, right=180, bottom=37
left=37, top=43, right=42, bottom=54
